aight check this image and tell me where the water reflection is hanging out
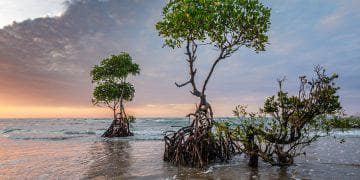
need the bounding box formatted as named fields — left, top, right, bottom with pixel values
left=83, top=140, right=173, bottom=179
left=277, top=167, right=292, bottom=179
left=1, top=135, right=359, bottom=179
left=248, top=167, right=259, bottom=179
left=84, top=140, right=131, bottom=178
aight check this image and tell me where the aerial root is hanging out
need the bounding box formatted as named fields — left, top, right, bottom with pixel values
left=102, top=116, right=133, bottom=138
left=163, top=111, right=237, bottom=167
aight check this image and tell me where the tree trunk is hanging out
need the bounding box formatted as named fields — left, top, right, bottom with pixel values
left=248, top=144, right=259, bottom=168
left=113, top=108, right=116, bottom=120
left=247, top=126, right=259, bottom=168
left=277, top=152, right=294, bottom=166
left=163, top=39, right=235, bottom=167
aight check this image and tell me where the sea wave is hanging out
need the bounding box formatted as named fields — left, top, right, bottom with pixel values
left=1, top=118, right=360, bottom=142
left=63, top=131, right=97, bottom=135
left=2, top=128, right=24, bottom=134
left=10, top=136, right=83, bottom=141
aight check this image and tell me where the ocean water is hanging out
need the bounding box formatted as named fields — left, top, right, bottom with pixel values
left=0, top=118, right=360, bottom=179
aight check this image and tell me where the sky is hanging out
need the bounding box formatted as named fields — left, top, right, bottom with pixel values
left=0, top=0, right=359, bottom=118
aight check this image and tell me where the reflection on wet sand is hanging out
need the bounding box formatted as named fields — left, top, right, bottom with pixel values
left=84, top=140, right=132, bottom=178
left=84, top=140, right=176, bottom=179
left=81, top=137, right=360, bottom=179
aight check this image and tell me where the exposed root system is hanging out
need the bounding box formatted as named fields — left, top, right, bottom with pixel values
left=102, top=114, right=133, bottom=138
left=164, top=110, right=237, bottom=167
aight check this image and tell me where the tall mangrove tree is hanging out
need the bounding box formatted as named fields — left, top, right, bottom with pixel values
left=156, top=0, right=271, bottom=167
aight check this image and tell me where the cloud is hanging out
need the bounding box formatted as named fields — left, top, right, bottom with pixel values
left=317, top=0, right=360, bottom=31
left=0, top=0, right=160, bottom=106
left=269, top=33, right=303, bottom=55
left=319, top=10, right=345, bottom=29
left=0, top=0, right=359, bottom=117
left=0, top=0, right=66, bottom=28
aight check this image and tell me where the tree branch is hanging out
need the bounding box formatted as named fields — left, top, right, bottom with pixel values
left=177, top=38, right=201, bottom=97
left=201, top=48, right=225, bottom=95
left=175, top=80, right=191, bottom=87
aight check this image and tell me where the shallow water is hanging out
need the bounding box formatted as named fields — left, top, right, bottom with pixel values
left=0, top=118, right=359, bottom=179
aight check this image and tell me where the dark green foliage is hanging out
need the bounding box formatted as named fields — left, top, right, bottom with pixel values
left=156, top=0, right=271, bottom=52
left=215, top=66, right=342, bottom=166
left=91, top=52, right=140, bottom=83
left=92, top=82, right=135, bottom=106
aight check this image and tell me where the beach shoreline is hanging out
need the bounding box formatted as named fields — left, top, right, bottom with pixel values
left=0, top=118, right=359, bottom=179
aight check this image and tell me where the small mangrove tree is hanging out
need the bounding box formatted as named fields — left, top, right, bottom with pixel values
left=91, top=52, right=140, bottom=137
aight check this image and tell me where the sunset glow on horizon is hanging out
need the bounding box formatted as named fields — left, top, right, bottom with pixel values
left=0, top=103, right=260, bottom=118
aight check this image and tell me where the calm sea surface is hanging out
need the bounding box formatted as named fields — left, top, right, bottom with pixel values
left=0, top=118, right=359, bottom=179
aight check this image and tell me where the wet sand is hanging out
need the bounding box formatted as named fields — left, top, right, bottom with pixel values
left=0, top=136, right=359, bottom=179
left=0, top=118, right=359, bottom=179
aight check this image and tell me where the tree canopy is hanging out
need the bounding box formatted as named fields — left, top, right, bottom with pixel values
left=92, top=82, right=135, bottom=107
left=156, top=0, right=271, bottom=102
left=156, top=0, right=271, bottom=53
left=90, top=52, right=139, bottom=112
left=91, top=52, right=140, bottom=83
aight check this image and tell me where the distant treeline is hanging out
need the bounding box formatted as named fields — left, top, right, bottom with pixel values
left=330, top=116, right=360, bottom=129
